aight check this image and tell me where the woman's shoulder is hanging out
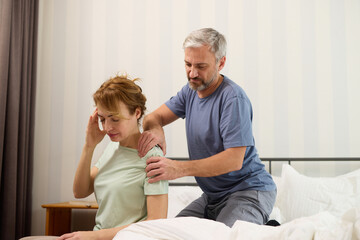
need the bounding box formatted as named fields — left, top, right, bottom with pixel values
left=104, top=141, right=120, bottom=153
left=142, top=145, right=164, bottom=159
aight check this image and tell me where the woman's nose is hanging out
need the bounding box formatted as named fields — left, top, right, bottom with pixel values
left=104, top=121, right=112, bottom=131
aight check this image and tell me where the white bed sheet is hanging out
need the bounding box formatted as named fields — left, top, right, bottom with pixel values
left=114, top=209, right=359, bottom=240
left=113, top=217, right=231, bottom=240
left=113, top=164, right=360, bottom=240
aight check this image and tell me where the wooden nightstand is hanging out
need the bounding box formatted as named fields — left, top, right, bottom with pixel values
left=41, top=201, right=98, bottom=236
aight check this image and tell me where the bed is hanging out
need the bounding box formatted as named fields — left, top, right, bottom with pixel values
left=113, top=158, right=360, bottom=240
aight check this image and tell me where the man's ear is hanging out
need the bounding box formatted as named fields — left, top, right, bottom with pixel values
left=218, top=56, right=226, bottom=71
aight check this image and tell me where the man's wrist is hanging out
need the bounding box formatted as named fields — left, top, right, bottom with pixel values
left=176, top=159, right=189, bottom=178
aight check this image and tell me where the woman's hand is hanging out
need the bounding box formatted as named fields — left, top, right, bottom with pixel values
left=85, top=109, right=106, bottom=149
left=57, top=231, right=98, bottom=240
left=58, top=227, right=123, bottom=240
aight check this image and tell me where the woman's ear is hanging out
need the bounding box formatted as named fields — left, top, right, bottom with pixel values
left=135, top=107, right=142, bottom=120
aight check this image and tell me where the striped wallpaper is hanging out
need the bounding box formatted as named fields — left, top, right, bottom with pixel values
left=32, top=0, right=360, bottom=235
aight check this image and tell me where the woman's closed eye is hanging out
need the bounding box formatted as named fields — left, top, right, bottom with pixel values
left=98, top=118, right=119, bottom=123
left=99, top=117, right=105, bottom=123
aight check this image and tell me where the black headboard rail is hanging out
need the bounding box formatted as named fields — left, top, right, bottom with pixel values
left=168, top=157, right=360, bottom=185
left=261, top=157, right=360, bottom=175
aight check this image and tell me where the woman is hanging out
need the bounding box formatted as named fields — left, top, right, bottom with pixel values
left=58, top=74, right=168, bottom=240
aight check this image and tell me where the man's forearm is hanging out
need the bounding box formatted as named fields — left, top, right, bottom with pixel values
left=143, top=113, right=164, bottom=131
left=145, top=148, right=245, bottom=183
left=143, top=104, right=179, bottom=131
left=179, top=147, right=246, bottom=177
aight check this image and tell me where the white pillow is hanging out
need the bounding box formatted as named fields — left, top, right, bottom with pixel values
left=271, top=176, right=282, bottom=208
left=277, top=164, right=360, bottom=223
left=167, top=186, right=202, bottom=218
left=268, top=176, right=283, bottom=223
left=271, top=175, right=282, bottom=191
left=342, top=207, right=360, bottom=240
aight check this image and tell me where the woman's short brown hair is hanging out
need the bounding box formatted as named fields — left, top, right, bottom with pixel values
left=93, top=74, right=146, bottom=123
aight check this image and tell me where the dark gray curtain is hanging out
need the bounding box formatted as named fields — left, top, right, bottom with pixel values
left=0, top=0, right=38, bottom=239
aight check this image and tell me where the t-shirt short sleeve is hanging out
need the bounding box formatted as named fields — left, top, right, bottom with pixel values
left=165, top=85, right=188, bottom=119
left=220, top=95, right=254, bottom=149
left=142, top=146, right=169, bottom=195
left=94, top=142, right=118, bottom=169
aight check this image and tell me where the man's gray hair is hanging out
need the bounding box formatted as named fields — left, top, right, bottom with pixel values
left=183, top=28, right=227, bottom=62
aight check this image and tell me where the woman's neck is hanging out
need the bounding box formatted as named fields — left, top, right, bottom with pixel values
left=120, top=131, right=141, bottom=149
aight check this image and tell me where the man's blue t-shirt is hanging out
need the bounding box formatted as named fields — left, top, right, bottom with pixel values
left=165, top=75, right=276, bottom=202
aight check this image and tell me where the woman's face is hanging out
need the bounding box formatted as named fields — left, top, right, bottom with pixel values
left=97, top=101, right=140, bottom=143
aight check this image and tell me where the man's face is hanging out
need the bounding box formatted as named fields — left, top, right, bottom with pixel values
left=184, top=45, right=219, bottom=91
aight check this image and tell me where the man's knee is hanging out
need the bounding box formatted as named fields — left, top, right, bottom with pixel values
left=175, top=194, right=208, bottom=218
left=216, top=204, right=264, bottom=227
left=215, top=190, right=276, bottom=227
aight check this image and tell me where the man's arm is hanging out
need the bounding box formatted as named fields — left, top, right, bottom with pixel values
left=146, top=147, right=246, bottom=183
left=138, top=104, right=179, bottom=157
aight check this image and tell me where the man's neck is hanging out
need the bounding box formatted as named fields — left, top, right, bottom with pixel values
left=197, top=74, right=223, bottom=98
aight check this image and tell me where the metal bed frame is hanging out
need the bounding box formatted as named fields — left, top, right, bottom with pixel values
left=168, top=157, right=360, bottom=186
left=260, top=157, right=360, bottom=175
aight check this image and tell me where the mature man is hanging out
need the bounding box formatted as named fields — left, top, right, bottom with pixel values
left=138, top=28, right=276, bottom=227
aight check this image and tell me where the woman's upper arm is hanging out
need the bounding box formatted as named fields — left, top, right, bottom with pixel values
left=146, top=194, right=168, bottom=220
left=89, top=166, right=98, bottom=191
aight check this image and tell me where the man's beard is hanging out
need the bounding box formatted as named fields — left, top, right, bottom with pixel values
left=188, top=72, right=217, bottom=91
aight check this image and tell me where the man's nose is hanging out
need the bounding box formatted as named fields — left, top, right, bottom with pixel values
left=189, top=67, right=198, bottom=78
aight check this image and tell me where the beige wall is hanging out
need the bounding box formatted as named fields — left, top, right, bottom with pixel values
left=32, top=0, right=360, bottom=235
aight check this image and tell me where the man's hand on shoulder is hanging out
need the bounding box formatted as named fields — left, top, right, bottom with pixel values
left=145, top=156, right=183, bottom=183
left=137, top=130, right=166, bottom=157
